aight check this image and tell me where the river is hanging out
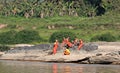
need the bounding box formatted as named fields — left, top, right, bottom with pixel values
left=0, top=60, right=119, bottom=73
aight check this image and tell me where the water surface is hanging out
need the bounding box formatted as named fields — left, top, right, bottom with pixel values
left=0, top=60, right=119, bottom=73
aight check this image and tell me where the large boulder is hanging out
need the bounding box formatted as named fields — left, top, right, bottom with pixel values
left=81, top=43, right=98, bottom=51
left=88, top=51, right=120, bottom=64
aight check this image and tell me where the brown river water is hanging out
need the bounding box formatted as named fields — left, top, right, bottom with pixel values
left=0, top=60, right=119, bottom=73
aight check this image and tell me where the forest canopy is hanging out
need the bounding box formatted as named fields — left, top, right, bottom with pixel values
left=0, top=0, right=119, bottom=18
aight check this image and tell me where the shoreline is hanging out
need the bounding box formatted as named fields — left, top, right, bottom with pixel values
left=0, top=58, right=120, bottom=65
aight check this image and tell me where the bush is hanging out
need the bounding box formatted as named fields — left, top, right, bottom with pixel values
left=49, top=31, right=76, bottom=43
left=99, top=33, right=117, bottom=42
left=15, top=30, right=42, bottom=43
left=91, top=33, right=117, bottom=42
left=0, top=30, right=17, bottom=44
left=0, top=30, right=43, bottom=44
left=0, top=45, right=10, bottom=52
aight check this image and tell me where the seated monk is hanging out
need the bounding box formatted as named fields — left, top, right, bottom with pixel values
left=64, top=48, right=70, bottom=55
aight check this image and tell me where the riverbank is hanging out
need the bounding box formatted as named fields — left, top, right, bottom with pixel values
left=0, top=42, right=120, bottom=65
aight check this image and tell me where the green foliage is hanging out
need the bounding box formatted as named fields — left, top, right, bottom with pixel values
left=0, top=12, right=120, bottom=42
left=102, top=0, right=120, bottom=12
left=0, top=0, right=120, bottom=43
left=91, top=33, right=117, bottom=42
left=118, top=35, right=120, bottom=40
left=0, top=0, right=119, bottom=18
left=85, top=0, right=102, bottom=7
left=15, top=30, right=42, bottom=43
left=1, top=0, right=119, bottom=17
left=0, top=30, right=42, bottom=44
left=91, top=35, right=98, bottom=42
left=0, top=30, right=17, bottom=44
left=49, top=31, right=76, bottom=43
left=0, top=45, right=10, bottom=52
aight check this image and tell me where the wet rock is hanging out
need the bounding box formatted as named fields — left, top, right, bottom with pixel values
left=89, top=51, right=120, bottom=64
left=68, top=57, right=90, bottom=63
left=112, top=61, right=120, bottom=65
left=82, top=43, right=98, bottom=51
left=105, top=51, right=120, bottom=56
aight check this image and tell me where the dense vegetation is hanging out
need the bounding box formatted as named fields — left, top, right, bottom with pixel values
left=0, top=0, right=120, bottom=18
left=0, top=0, right=120, bottom=44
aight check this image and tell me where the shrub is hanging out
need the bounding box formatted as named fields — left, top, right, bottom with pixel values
left=0, top=30, right=43, bottom=44
left=99, top=33, right=117, bottom=42
left=91, top=33, right=117, bottom=42
left=0, top=45, right=10, bottom=52
left=15, top=30, right=42, bottom=43
left=0, top=30, right=17, bottom=44
left=49, top=31, right=76, bottom=43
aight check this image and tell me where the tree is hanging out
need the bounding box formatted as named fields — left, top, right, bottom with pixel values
left=0, top=0, right=119, bottom=17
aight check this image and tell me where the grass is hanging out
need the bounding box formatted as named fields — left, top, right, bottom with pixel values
left=0, top=12, right=120, bottom=43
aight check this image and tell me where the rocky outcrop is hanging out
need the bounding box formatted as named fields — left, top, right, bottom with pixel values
left=0, top=43, right=120, bottom=65
left=88, top=51, right=120, bottom=64
left=81, top=43, right=98, bottom=51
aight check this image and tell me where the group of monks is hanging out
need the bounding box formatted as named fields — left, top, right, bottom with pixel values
left=52, top=37, right=83, bottom=55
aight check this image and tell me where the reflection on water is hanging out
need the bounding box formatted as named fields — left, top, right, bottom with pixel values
left=53, top=64, right=57, bottom=73
left=0, top=60, right=120, bottom=73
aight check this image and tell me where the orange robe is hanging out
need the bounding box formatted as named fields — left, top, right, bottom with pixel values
left=61, top=39, right=67, bottom=47
left=61, top=38, right=73, bottom=48
left=53, top=42, right=58, bottom=54
left=78, top=40, right=83, bottom=50
left=66, top=41, right=73, bottom=48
